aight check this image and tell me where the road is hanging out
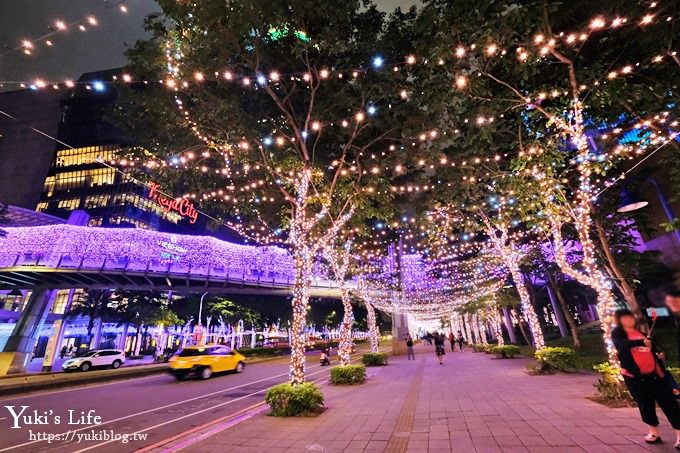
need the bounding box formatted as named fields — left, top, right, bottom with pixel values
left=0, top=351, right=344, bottom=453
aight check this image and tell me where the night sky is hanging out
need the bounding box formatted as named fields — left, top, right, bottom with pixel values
left=0, top=0, right=417, bottom=91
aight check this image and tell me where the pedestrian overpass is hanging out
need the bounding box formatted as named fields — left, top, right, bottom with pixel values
left=0, top=225, right=350, bottom=297
left=0, top=224, right=357, bottom=375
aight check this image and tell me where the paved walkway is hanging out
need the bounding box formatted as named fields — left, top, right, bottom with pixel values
left=173, top=344, right=678, bottom=452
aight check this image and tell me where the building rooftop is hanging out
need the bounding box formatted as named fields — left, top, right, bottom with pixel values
left=2, top=205, right=65, bottom=227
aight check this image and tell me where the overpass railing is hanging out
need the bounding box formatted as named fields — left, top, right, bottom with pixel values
left=0, top=252, right=353, bottom=290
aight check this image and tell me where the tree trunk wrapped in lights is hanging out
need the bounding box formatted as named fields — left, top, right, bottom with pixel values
left=475, top=313, right=488, bottom=345
left=365, top=301, right=379, bottom=353
left=289, top=245, right=313, bottom=384
left=463, top=314, right=473, bottom=344
left=337, top=284, right=355, bottom=365
left=481, top=215, right=545, bottom=349
left=487, top=306, right=504, bottom=346
left=549, top=216, right=619, bottom=368
left=322, top=230, right=357, bottom=366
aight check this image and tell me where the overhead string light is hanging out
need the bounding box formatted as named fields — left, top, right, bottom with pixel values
left=1, top=0, right=131, bottom=58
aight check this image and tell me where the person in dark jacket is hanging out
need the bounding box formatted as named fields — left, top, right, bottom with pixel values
left=612, top=309, right=680, bottom=448
left=433, top=333, right=445, bottom=364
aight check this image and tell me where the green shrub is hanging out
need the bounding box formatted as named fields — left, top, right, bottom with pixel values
left=329, top=365, right=366, bottom=385
left=593, top=362, right=631, bottom=401
left=534, top=347, right=578, bottom=373
left=472, top=344, right=492, bottom=353
left=492, top=345, right=521, bottom=359
left=264, top=382, right=324, bottom=416
left=362, top=352, right=389, bottom=366
left=667, top=367, right=680, bottom=384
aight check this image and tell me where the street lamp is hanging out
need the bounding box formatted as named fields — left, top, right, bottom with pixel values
left=616, top=188, right=648, bottom=213
left=198, top=291, right=209, bottom=328
left=617, top=177, right=680, bottom=244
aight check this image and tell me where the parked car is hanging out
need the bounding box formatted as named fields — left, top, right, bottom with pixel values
left=168, top=345, right=245, bottom=380
left=62, top=349, right=125, bottom=372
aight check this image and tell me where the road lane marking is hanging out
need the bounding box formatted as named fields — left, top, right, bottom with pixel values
left=0, top=360, right=325, bottom=452
left=134, top=401, right=268, bottom=453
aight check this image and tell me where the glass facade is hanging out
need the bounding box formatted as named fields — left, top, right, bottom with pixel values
left=38, top=145, right=184, bottom=230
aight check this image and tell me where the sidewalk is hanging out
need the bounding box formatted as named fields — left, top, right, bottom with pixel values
left=173, top=344, right=676, bottom=453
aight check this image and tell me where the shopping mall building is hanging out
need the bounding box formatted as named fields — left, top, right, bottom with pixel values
left=0, top=69, right=238, bottom=371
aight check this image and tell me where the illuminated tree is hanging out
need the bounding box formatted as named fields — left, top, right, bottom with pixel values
left=116, top=0, right=426, bottom=384
left=480, top=212, right=545, bottom=348
left=407, top=0, right=679, bottom=366
left=322, top=239, right=356, bottom=365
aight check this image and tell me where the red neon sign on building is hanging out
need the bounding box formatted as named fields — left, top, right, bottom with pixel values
left=148, top=182, right=199, bottom=224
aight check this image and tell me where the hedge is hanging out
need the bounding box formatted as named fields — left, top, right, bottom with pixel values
left=362, top=352, right=389, bottom=366
left=534, top=347, right=578, bottom=373
left=593, top=362, right=631, bottom=401
left=264, top=383, right=324, bottom=416
left=492, top=345, right=520, bottom=359
left=329, top=365, right=366, bottom=385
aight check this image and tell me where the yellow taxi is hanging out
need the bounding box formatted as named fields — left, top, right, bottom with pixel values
left=168, top=345, right=246, bottom=380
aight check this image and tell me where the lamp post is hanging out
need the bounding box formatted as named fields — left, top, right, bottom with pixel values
left=617, top=177, right=680, bottom=245
left=198, top=291, right=209, bottom=329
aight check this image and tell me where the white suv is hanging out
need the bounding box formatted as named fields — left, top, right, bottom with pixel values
left=62, top=349, right=126, bottom=372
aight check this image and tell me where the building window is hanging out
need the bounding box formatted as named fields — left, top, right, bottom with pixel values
left=84, top=194, right=111, bottom=209
left=55, top=145, right=118, bottom=168
left=88, top=217, right=103, bottom=227
left=57, top=198, right=81, bottom=210
left=51, top=290, right=72, bottom=315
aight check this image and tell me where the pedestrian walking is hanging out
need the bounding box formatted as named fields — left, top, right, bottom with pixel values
left=612, top=309, right=680, bottom=448
left=59, top=346, right=67, bottom=359
left=434, top=333, right=445, bottom=364
left=406, top=335, right=415, bottom=360
left=448, top=332, right=456, bottom=352
left=456, top=331, right=465, bottom=351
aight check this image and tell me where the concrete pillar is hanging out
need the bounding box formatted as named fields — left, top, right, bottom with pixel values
left=41, top=319, right=63, bottom=372
left=90, top=318, right=103, bottom=349
left=42, top=288, right=76, bottom=372
left=0, top=289, right=55, bottom=375
left=503, top=306, right=518, bottom=344
left=67, top=210, right=90, bottom=226
left=392, top=311, right=410, bottom=355
left=546, top=285, right=568, bottom=338
left=119, top=323, right=130, bottom=351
